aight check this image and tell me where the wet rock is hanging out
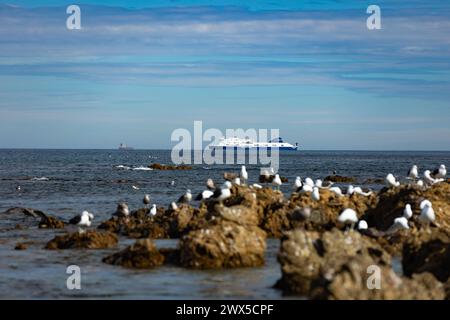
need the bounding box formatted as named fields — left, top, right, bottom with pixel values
left=179, top=220, right=267, bottom=269
left=311, top=255, right=445, bottom=300
left=275, top=229, right=390, bottom=296
left=363, top=178, right=385, bottom=185
left=258, top=175, right=288, bottom=183
left=38, top=215, right=65, bottom=229
left=402, top=228, right=450, bottom=282
left=103, top=239, right=165, bottom=269
left=324, top=175, right=357, bottom=183
left=14, top=243, right=28, bottom=250
left=149, top=163, right=192, bottom=170
left=365, top=182, right=450, bottom=231
left=45, top=231, right=118, bottom=250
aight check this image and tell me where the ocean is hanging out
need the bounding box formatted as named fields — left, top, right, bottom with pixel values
left=0, top=149, right=449, bottom=299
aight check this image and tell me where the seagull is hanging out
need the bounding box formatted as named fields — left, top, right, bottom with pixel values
left=212, top=181, right=232, bottom=201
left=388, top=217, right=410, bottom=233
left=233, top=177, right=241, bottom=186
left=69, top=211, right=94, bottom=233
left=416, top=180, right=425, bottom=188
left=178, top=189, right=192, bottom=203
left=170, top=202, right=179, bottom=211
left=195, top=189, right=214, bottom=201
left=304, top=178, right=315, bottom=188
left=143, top=194, right=151, bottom=208
left=252, top=183, right=263, bottom=189
left=170, top=180, right=176, bottom=186
left=272, top=174, right=282, bottom=190
left=315, top=179, right=323, bottom=188
left=149, top=204, right=157, bottom=216
left=338, top=208, right=358, bottom=228
left=312, top=187, right=320, bottom=201
left=407, top=165, right=419, bottom=180
left=16, top=185, right=21, bottom=192
left=300, top=184, right=314, bottom=193
left=206, top=178, right=215, bottom=190
left=329, top=186, right=343, bottom=196
left=114, top=203, right=130, bottom=218
left=386, top=173, right=400, bottom=188
left=423, top=170, right=436, bottom=185
left=358, top=220, right=368, bottom=230
left=432, top=164, right=447, bottom=180
left=293, top=177, right=302, bottom=190
left=240, top=165, right=248, bottom=185
left=132, top=185, right=140, bottom=190
left=403, top=204, right=413, bottom=219
left=346, top=185, right=371, bottom=196
left=419, top=201, right=435, bottom=225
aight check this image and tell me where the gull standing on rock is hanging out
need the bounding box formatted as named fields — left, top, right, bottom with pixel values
left=70, top=211, right=94, bottom=233
left=304, top=178, right=315, bottom=188
left=329, top=186, right=343, bottom=196
left=423, top=170, right=436, bottom=186
left=386, top=173, right=400, bottom=188
left=195, top=189, right=214, bottom=201
left=293, top=177, right=302, bottom=190
left=212, top=181, right=232, bottom=201
left=388, top=217, right=410, bottom=233
left=407, top=165, right=419, bottom=180
left=150, top=204, right=157, bottom=216
left=338, top=208, right=358, bottom=228
left=233, top=177, right=241, bottom=186
left=240, top=166, right=248, bottom=185
left=170, top=202, right=179, bottom=211
left=312, top=187, right=320, bottom=201
left=432, top=164, right=447, bottom=179
left=358, top=220, right=368, bottom=231
left=419, top=201, right=435, bottom=225
left=178, top=189, right=192, bottom=203
left=403, top=204, right=413, bottom=219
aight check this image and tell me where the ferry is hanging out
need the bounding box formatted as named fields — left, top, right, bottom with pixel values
left=209, top=137, right=298, bottom=151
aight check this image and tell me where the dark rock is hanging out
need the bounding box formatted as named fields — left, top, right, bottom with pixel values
left=149, top=163, right=192, bottom=170
left=402, top=228, right=450, bottom=282
left=103, top=239, right=165, bottom=269
left=39, top=215, right=65, bottom=229
left=14, top=243, right=28, bottom=250
left=45, top=231, right=118, bottom=249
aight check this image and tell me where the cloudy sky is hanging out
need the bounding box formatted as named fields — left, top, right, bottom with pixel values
left=1, top=0, right=450, bottom=150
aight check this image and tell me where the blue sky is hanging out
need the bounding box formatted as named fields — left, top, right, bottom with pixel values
left=0, top=1, right=450, bottom=150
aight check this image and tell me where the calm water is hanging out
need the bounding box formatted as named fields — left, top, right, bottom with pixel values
left=0, top=149, right=449, bottom=299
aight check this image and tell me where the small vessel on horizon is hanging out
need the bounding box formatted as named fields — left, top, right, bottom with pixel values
left=118, top=143, right=134, bottom=150
left=209, top=136, right=298, bottom=151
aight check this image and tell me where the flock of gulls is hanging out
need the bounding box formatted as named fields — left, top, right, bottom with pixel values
left=66, top=164, right=446, bottom=234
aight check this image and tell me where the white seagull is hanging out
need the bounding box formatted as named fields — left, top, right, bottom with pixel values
left=312, top=187, right=320, bottom=201
left=69, top=211, right=94, bottom=233
left=329, top=186, right=343, bottom=196
left=407, top=165, right=419, bottom=180
left=150, top=204, right=157, bottom=216
left=170, top=202, right=179, bottom=211
left=300, top=184, right=314, bottom=193
left=293, top=177, right=302, bottom=190
left=423, top=170, right=436, bottom=185
left=240, top=166, right=248, bottom=185
left=419, top=201, right=435, bottom=225
left=143, top=194, right=151, bottom=208
left=304, top=177, right=315, bottom=188
left=206, top=178, right=216, bottom=190
left=338, top=209, right=359, bottom=227
left=386, top=173, right=400, bottom=188
left=432, top=164, right=447, bottom=179
left=132, top=185, right=140, bottom=190
left=358, top=220, right=368, bottom=231
left=315, top=179, right=323, bottom=188
left=272, top=174, right=282, bottom=190
left=195, top=189, right=214, bottom=201
left=233, top=177, right=241, bottom=186
left=403, top=204, right=413, bottom=219
left=115, top=203, right=130, bottom=217
left=212, top=181, right=232, bottom=201
left=388, top=217, right=410, bottom=233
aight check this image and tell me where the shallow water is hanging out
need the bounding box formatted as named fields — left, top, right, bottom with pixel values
left=0, top=149, right=448, bottom=299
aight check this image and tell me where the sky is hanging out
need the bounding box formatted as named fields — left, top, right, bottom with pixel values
left=0, top=1, right=450, bottom=150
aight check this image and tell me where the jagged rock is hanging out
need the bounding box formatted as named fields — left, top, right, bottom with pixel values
left=179, top=220, right=266, bottom=269
left=38, top=215, right=65, bottom=229
left=402, top=228, right=450, bottom=282
left=365, top=182, right=450, bottom=231
left=103, top=239, right=165, bottom=269
left=14, top=243, right=28, bottom=250
left=310, top=255, right=445, bottom=300
left=275, top=229, right=390, bottom=296
left=45, top=231, right=118, bottom=249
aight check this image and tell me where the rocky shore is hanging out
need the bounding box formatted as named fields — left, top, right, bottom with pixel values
left=1, top=171, right=450, bottom=300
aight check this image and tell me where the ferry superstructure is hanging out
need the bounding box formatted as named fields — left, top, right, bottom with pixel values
left=209, top=137, right=298, bottom=151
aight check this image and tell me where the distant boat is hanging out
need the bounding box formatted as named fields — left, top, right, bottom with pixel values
left=118, top=143, right=134, bottom=150
left=209, top=136, right=298, bottom=151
